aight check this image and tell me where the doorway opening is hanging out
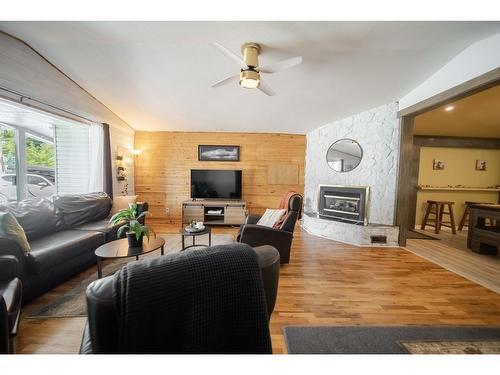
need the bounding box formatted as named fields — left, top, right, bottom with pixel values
left=395, top=70, right=500, bottom=293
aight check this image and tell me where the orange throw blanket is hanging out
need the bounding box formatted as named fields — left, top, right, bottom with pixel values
left=273, top=191, right=297, bottom=229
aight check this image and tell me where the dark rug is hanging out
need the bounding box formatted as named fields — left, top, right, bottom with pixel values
left=26, top=233, right=234, bottom=318
left=283, top=326, right=500, bottom=354
left=406, top=230, right=439, bottom=240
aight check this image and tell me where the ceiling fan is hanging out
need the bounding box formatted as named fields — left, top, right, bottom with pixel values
left=210, top=42, right=303, bottom=96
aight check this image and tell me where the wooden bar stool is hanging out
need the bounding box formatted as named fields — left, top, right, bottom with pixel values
left=421, top=200, right=457, bottom=234
left=458, top=201, right=495, bottom=230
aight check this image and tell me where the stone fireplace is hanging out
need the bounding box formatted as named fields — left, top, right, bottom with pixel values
left=318, top=185, right=369, bottom=225
left=302, top=103, right=400, bottom=247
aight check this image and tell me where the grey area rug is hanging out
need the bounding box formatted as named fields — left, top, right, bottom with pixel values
left=27, top=233, right=234, bottom=318
left=283, top=326, right=500, bottom=354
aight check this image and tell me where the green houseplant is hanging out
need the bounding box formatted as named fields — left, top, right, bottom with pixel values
left=109, top=203, right=154, bottom=247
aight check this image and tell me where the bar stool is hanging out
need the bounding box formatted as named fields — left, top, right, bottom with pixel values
left=458, top=201, right=495, bottom=230
left=421, top=200, right=457, bottom=234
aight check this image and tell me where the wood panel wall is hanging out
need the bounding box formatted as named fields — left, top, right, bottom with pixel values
left=134, top=131, right=306, bottom=223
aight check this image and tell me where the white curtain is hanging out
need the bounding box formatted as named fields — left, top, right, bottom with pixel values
left=87, top=123, right=104, bottom=193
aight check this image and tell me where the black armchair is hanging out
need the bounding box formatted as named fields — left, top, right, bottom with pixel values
left=80, top=245, right=280, bottom=354
left=0, top=255, right=22, bottom=353
left=238, top=194, right=302, bottom=264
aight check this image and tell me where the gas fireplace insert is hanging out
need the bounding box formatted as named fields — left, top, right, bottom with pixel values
left=318, top=185, right=369, bottom=225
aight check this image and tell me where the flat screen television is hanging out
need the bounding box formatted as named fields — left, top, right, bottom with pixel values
left=191, top=169, right=242, bottom=199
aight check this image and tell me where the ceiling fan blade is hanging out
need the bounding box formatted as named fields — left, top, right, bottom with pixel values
left=258, top=56, right=303, bottom=74
left=211, top=74, right=240, bottom=88
left=209, top=42, right=248, bottom=70
left=258, top=80, right=276, bottom=96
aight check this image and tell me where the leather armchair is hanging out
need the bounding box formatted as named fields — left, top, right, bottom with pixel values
left=238, top=194, right=303, bottom=264
left=80, top=245, right=280, bottom=354
left=0, top=255, right=22, bottom=353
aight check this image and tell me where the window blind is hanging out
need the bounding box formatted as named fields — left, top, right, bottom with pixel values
left=54, top=123, right=90, bottom=195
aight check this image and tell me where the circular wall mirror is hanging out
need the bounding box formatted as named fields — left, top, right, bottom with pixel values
left=326, top=139, right=363, bottom=172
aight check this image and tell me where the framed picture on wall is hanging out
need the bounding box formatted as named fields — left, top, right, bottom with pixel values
left=432, top=159, right=445, bottom=170
left=475, top=160, right=487, bottom=171
left=198, top=145, right=240, bottom=161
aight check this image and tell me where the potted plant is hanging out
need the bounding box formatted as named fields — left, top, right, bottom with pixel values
left=109, top=203, right=155, bottom=247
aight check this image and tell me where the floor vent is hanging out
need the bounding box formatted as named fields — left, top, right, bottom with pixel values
left=370, top=235, right=387, bottom=244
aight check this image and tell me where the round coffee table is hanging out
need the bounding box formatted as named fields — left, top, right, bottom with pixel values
left=94, top=237, right=165, bottom=279
left=180, top=227, right=212, bottom=250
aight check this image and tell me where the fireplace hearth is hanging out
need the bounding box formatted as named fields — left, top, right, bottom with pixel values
left=318, top=185, right=369, bottom=225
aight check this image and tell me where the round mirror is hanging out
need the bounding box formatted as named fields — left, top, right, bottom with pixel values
left=326, top=139, right=363, bottom=172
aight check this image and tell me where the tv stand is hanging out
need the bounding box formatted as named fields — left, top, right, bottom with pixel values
left=182, top=200, right=247, bottom=226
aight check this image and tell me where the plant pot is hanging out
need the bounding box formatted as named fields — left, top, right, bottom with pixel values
left=127, top=232, right=143, bottom=247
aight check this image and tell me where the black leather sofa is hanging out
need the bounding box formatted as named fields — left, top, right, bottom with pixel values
left=238, top=194, right=302, bottom=264
left=0, top=255, right=22, bottom=353
left=0, top=193, right=148, bottom=303
left=80, top=244, right=280, bottom=354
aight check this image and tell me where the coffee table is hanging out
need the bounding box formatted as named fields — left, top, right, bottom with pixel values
left=180, top=227, right=212, bottom=250
left=94, top=237, right=165, bottom=278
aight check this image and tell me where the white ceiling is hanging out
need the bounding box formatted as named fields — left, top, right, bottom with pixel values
left=1, top=21, right=500, bottom=134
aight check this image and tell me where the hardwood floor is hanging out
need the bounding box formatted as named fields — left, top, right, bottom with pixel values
left=14, top=223, right=500, bottom=354
left=406, top=228, right=500, bottom=293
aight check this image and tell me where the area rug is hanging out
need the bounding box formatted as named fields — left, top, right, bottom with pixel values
left=282, top=326, right=500, bottom=354
left=400, top=340, right=500, bottom=354
left=27, top=233, right=234, bottom=318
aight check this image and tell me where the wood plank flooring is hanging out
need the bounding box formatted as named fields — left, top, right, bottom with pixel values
left=14, top=223, right=500, bottom=354
left=405, top=228, right=500, bottom=293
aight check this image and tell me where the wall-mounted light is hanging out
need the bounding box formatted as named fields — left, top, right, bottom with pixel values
left=130, top=149, right=143, bottom=156
left=444, top=105, right=455, bottom=112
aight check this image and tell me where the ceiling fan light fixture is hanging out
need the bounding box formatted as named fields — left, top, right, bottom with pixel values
left=210, top=40, right=302, bottom=95
left=239, top=70, right=260, bottom=89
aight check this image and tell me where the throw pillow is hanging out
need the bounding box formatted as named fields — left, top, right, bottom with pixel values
left=0, top=211, right=31, bottom=254
left=111, top=195, right=138, bottom=215
left=257, top=209, right=286, bottom=228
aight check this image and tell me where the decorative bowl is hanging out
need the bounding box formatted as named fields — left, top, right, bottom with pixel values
left=185, top=224, right=205, bottom=233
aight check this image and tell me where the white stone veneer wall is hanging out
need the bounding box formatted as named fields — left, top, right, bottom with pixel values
left=304, top=103, right=400, bottom=225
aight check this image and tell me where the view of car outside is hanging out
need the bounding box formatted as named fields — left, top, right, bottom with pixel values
left=0, top=124, right=55, bottom=204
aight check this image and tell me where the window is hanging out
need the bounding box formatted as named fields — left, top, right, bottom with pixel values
left=2, top=175, right=16, bottom=183
left=27, top=174, right=54, bottom=198
left=0, top=123, right=17, bottom=204
left=0, top=99, right=102, bottom=203
left=27, top=175, right=48, bottom=184
left=25, top=133, right=55, bottom=198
